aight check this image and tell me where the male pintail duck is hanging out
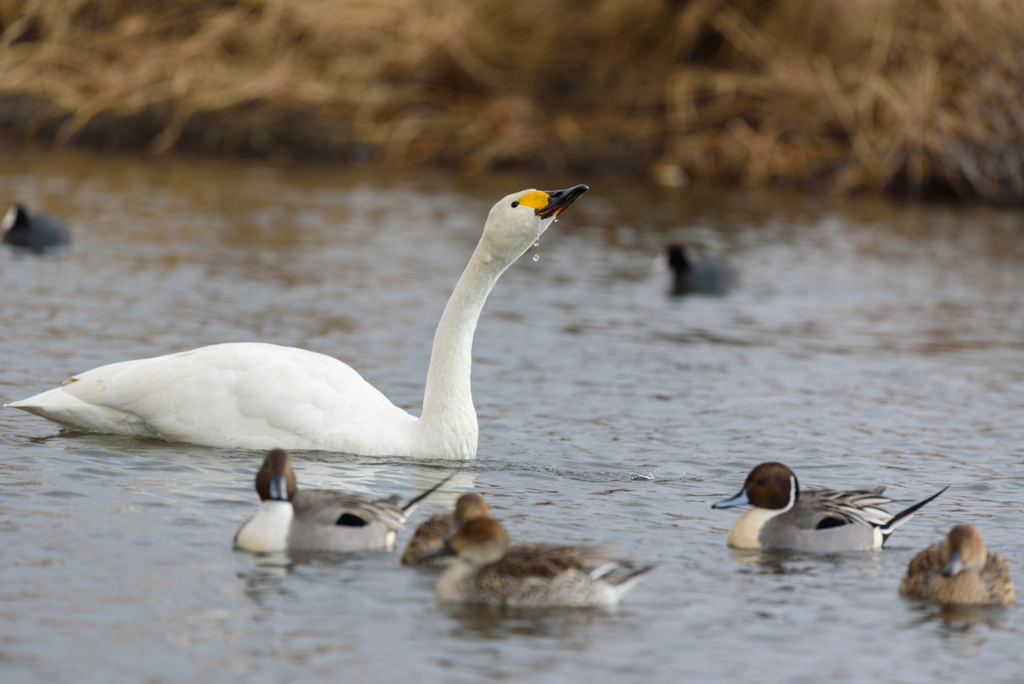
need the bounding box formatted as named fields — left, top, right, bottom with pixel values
left=899, top=524, right=1015, bottom=606
left=712, top=462, right=946, bottom=552
left=401, top=492, right=494, bottom=567
left=427, top=518, right=656, bottom=607
left=2, top=204, right=70, bottom=252
left=665, top=244, right=732, bottom=295
left=235, top=449, right=452, bottom=553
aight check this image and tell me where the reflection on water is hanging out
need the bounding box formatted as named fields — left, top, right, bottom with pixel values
left=441, top=602, right=609, bottom=641
left=239, top=553, right=295, bottom=603
left=0, top=148, right=1023, bottom=683
left=906, top=602, right=1011, bottom=635
left=727, top=548, right=888, bottom=576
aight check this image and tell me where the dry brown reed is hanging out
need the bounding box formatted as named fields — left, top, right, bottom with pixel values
left=1, top=0, right=1022, bottom=201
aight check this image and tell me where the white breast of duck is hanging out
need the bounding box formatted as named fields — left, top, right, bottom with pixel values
left=235, top=501, right=295, bottom=553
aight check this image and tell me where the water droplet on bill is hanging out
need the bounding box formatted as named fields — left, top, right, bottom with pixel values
left=533, top=254, right=540, bottom=262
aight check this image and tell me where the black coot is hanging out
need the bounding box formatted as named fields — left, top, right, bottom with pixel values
left=2, top=204, right=70, bottom=253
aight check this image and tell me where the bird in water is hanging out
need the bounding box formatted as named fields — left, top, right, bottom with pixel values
left=234, top=448, right=452, bottom=553
left=401, top=492, right=495, bottom=567
left=2, top=204, right=70, bottom=253
left=712, top=461, right=946, bottom=552
left=661, top=244, right=732, bottom=295
left=899, top=524, right=1014, bottom=606
left=426, top=517, right=656, bottom=607
left=6, top=185, right=588, bottom=458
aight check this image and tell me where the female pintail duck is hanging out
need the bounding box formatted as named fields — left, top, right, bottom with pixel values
left=711, top=462, right=946, bottom=552
left=235, top=449, right=452, bottom=553
left=899, top=524, right=1015, bottom=606
left=401, top=492, right=495, bottom=567
left=664, top=244, right=732, bottom=295
left=2, top=204, right=70, bottom=252
left=6, top=186, right=588, bottom=459
left=427, top=518, right=656, bottom=607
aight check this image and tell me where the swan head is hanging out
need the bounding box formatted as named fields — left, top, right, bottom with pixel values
left=255, top=448, right=298, bottom=502
left=480, top=185, right=588, bottom=265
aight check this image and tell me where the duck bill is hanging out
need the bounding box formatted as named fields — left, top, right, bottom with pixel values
left=942, top=551, right=964, bottom=577
left=419, top=545, right=457, bottom=563
left=268, top=475, right=290, bottom=501
left=712, top=488, right=750, bottom=509
left=535, top=184, right=588, bottom=219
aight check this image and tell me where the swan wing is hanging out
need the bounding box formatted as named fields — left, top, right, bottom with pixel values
left=12, top=342, right=415, bottom=450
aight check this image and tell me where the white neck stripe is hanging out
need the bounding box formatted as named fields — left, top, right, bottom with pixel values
left=779, top=476, right=797, bottom=513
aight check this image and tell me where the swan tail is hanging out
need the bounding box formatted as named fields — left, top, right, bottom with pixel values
left=6, top=385, right=63, bottom=410
left=6, top=387, right=162, bottom=438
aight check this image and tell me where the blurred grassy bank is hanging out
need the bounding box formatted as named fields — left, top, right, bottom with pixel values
left=1, top=0, right=1022, bottom=202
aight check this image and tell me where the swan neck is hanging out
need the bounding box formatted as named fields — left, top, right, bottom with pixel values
left=419, top=243, right=505, bottom=454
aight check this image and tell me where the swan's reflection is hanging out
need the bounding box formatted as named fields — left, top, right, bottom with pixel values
left=50, top=433, right=478, bottom=509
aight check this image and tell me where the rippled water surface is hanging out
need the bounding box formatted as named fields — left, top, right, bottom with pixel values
left=2, top=150, right=1024, bottom=683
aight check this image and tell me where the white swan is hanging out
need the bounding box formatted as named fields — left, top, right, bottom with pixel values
left=6, top=185, right=588, bottom=459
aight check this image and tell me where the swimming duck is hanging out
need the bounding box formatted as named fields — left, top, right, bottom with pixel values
left=401, top=492, right=494, bottom=567
left=428, top=518, right=656, bottom=607
left=5, top=186, right=588, bottom=458
left=665, top=244, right=732, bottom=295
left=711, top=462, right=946, bottom=552
left=899, top=524, right=1015, bottom=606
left=2, top=204, right=70, bottom=252
left=234, top=448, right=452, bottom=553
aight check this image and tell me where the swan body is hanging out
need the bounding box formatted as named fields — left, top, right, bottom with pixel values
left=13, top=342, right=423, bottom=453
left=6, top=186, right=588, bottom=459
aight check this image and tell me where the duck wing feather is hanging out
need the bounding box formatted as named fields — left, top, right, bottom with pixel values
left=292, top=489, right=407, bottom=530
left=800, top=486, right=894, bottom=529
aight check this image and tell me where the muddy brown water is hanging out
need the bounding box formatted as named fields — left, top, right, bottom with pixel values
left=1, top=149, right=1023, bottom=683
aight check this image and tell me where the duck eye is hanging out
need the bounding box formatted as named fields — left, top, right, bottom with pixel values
left=511, top=201, right=519, bottom=208
left=758, top=479, right=768, bottom=486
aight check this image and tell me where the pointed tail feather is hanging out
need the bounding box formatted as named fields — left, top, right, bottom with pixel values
left=879, top=486, right=948, bottom=542
left=401, top=472, right=456, bottom=514
left=6, top=387, right=161, bottom=436
left=6, top=386, right=67, bottom=412
left=605, top=563, right=659, bottom=604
